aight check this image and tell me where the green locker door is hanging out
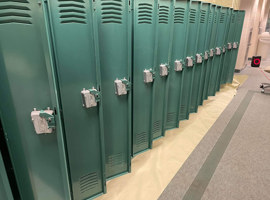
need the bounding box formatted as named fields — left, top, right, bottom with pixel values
left=151, top=0, right=173, bottom=139
left=225, top=10, right=238, bottom=83
left=0, top=1, right=71, bottom=200
left=227, top=10, right=245, bottom=83
left=197, top=3, right=211, bottom=106
left=0, top=152, right=13, bottom=200
left=222, top=8, right=235, bottom=84
left=207, top=5, right=221, bottom=97
left=190, top=1, right=209, bottom=113
left=213, top=7, right=228, bottom=94
left=132, top=0, right=158, bottom=155
left=166, top=0, right=189, bottom=130
left=202, top=4, right=214, bottom=101
left=94, top=0, right=132, bottom=179
left=205, top=5, right=219, bottom=97
left=178, top=0, right=200, bottom=120
left=219, top=7, right=232, bottom=86
left=46, top=1, right=106, bottom=199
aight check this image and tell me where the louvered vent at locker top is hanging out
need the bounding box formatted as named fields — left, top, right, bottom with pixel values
left=200, top=10, right=206, bottom=23
left=58, top=0, right=87, bottom=24
left=159, top=5, right=169, bottom=24
left=189, top=9, right=196, bottom=23
left=0, top=0, right=32, bottom=25
left=174, top=7, right=185, bottom=24
left=208, top=11, right=212, bottom=23
left=101, top=0, right=123, bottom=24
left=138, top=3, right=153, bottom=24
left=220, top=12, right=225, bottom=23
left=214, top=12, right=217, bottom=23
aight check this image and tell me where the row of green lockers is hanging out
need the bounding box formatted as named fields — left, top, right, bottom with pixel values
left=0, top=0, right=245, bottom=199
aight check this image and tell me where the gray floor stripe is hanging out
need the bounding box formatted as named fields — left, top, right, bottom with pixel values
left=182, top=91, right=255, bottom=200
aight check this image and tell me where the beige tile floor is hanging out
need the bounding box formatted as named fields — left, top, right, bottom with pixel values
left=96, top=75, right=248, bottom=200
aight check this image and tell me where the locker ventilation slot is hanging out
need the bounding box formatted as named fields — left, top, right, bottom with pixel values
left=138, top=3, right=153, bottom=24
left=0, top=0, right=32, bottom=25
left=101, top=0, right=123, bottom=24
left=107, top=153, right=124, bottom=168
left=167, top=112, right=176, bottom=123
left=189, top=9, right=196, bottom=23
left=232, top=15, right=235, bottom=23
left=152, top=120, right=161, bottom=134
left=200, top=10, right=206, bottom=23
left=174, top=7, right=185, bottom=24
left=220, top=13, right=225, bottom=23
left=158, top=5, right=169, bottom=24
left=58, top=0, right=86, bottom=24
left=79, top=172, right=98, bottom=194
left=180, top=105, right=186, bottom=114
left=208, top=12, right=212, bottom=23
left=214, top=13, right=217, bottom=23
left=136, top=132, right=147, bottom=147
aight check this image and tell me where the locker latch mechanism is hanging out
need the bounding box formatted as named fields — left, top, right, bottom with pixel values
left=233, top=42, right=238, bottom=49
left=144, top=69, right=155, bottom=83
left=196, top=54, right=203, bottom=64
left=160, top=64, right=169, bottom=76
left=81, top=88, right=100, bottom=108
left=31, top=108, right=55, bottom=134
left=228, top=43, right=232, bottom=50
left=174, top=60, right=183, bottom=71
left=209, top=49, right=214, bottom=57
left=223, top=46, right=226, bottom=53
left=114, top=78, right=131, bottom=96
left=204, top=51, right=209, bottom=60
left=186, top=57, right=194, bottom=67
left=215, top=47, right=221, bottom=56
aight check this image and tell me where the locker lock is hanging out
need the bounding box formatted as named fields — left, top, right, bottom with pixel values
left=227, top=42, right=232, bottom=50
left=196, top=54, right=203, bottom=64
left=31, top=108, right=55, bottom=134
left=174, top=60, right=183, bottom=71
left=160, top=64, right=169, bottom=76
left=81, top=88, right=100, bottom=108
left=186, top=57, right=194, bottom=67
left=233, top=42, right=238, bottom=49
left=143, top=69, right=155, bottom=83
left=204, top=51, right=209, bottom=60
left=114, top=78, right=131, bottom=96
left=209, top=49, right=214, bottom=57
left=222, top=46, right=226, bottom=53
left=215, top=47, right=221, bottom=56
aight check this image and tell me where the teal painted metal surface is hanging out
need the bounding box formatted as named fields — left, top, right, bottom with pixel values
left=207, top=5, right=220, bottom=97
left=132, top=0, right=158, bottom=155
left=0, top=152, right=13, bottom=200
left=166, top=0, right=189, bottom=130
left=190, top=1, right=209, bottom=113
left=0, top=1, right=71, bottom=199
left=94, top=0, right=132, bottom=179
left=151, top=0, right=174, bottom=139
left=205, top=5, right=218, bottom=98
left=46, top=0, right=106, bottom=199
left=202, top=4, right=214, bottom=101
left=179, top=0, right=200, bottom=120
left=219, top=8, right=232, bottom=87
left=227, top=10, right=245, bottom=83
left=221, top=8, right=235, bottom=84
left=197, top=3, right=211, bottom=106
left=211, top=7, right=228, bottom=94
